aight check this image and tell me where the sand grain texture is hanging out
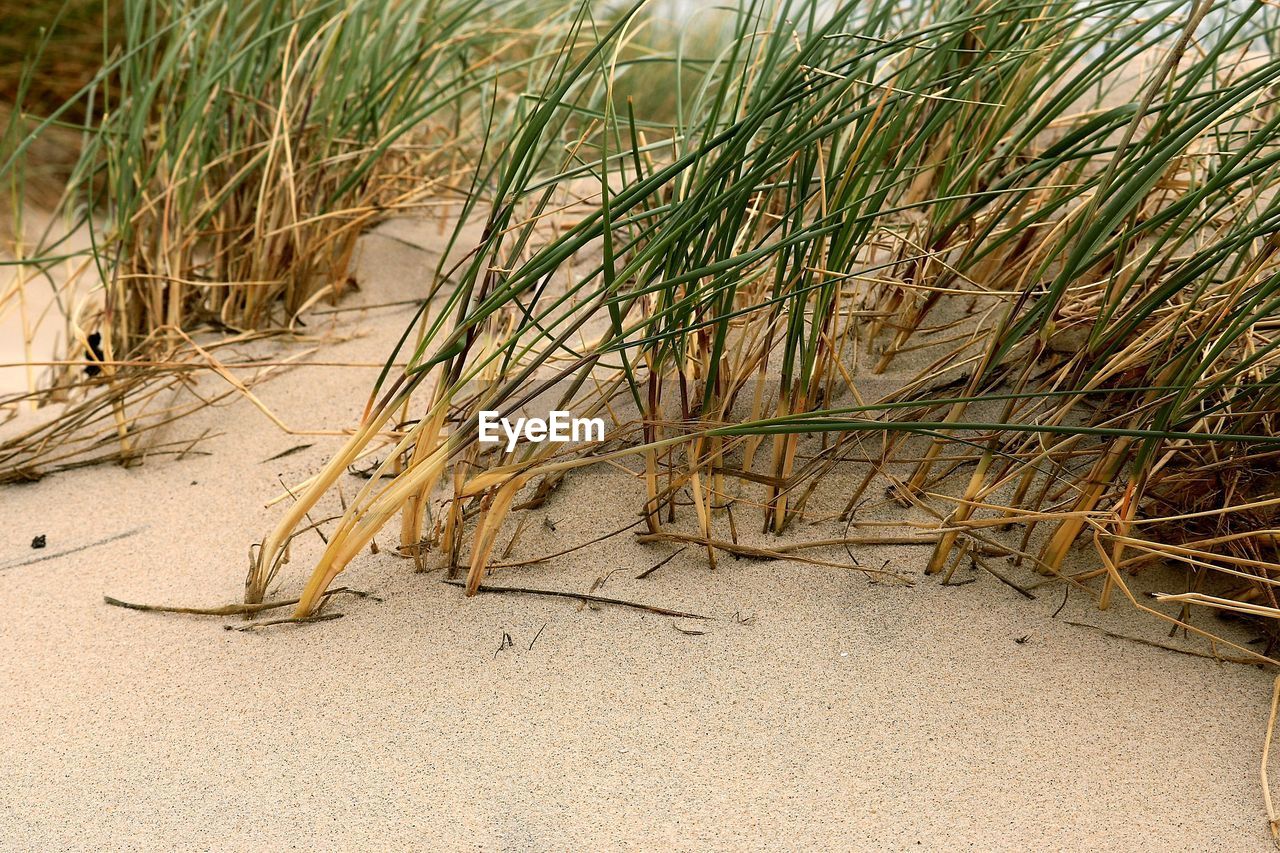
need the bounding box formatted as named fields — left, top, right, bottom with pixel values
left=0, top=221, right=1274, bottom=851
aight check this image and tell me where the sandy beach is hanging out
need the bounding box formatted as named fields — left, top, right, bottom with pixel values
left=2, top=220, right=1274, bottom=850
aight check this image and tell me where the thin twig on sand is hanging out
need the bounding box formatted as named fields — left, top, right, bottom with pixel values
left=104, top=587, right=378, bottom=617
left=972, top=554, right=1036, bottom=600
left=224, top=613, right=345, bottom=631
left=1066, top=621, right=1264, bottom=666
left=636, top=531, right=913, bottom=582
left=1, top=527, right=147, bottom=572
left=636, top=547, right=686, bottom=579
left=441, top=579, right=712, bottom=619
left=1262, top=676, right=1280, bottom=847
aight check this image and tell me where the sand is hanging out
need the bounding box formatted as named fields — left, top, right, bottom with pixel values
left=0, top=211, right=95, bottom=399
left=1, top=218, right=1276, bottom=851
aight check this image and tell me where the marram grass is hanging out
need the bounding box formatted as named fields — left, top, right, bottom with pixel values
left=0, top=0, right=582, bottom=476
left=239, top=0, right=1280, bottom=657
left=4, top=0, right=1280, bottom=654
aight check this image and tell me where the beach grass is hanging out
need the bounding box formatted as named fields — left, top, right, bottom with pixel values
left=250, top=0, right=1280, bottom=655
left=1, top=0, right=577, bottom=475
left=3, top=0, right=1280, bottom=654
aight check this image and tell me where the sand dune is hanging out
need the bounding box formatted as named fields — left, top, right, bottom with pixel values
left=1, top=221, right=1273, bottom=850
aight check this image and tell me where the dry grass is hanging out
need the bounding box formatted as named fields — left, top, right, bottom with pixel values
left=0, top=0, right=579, bottom=476
left=2, top=1, right=1279, bottom=661
left=232, top=1, right=1280, bottom=667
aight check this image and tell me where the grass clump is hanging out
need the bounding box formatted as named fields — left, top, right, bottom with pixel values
left=2, top=0, right=1278, bottom=655
left=0, top=0, right=570, bottom=477
left=236, top=0, right=1280, bottom=657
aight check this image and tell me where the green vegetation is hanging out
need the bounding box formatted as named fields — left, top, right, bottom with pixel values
left=0, top=0, right=571, bottom=477
left=4, top=0, right=1280, bottom=655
